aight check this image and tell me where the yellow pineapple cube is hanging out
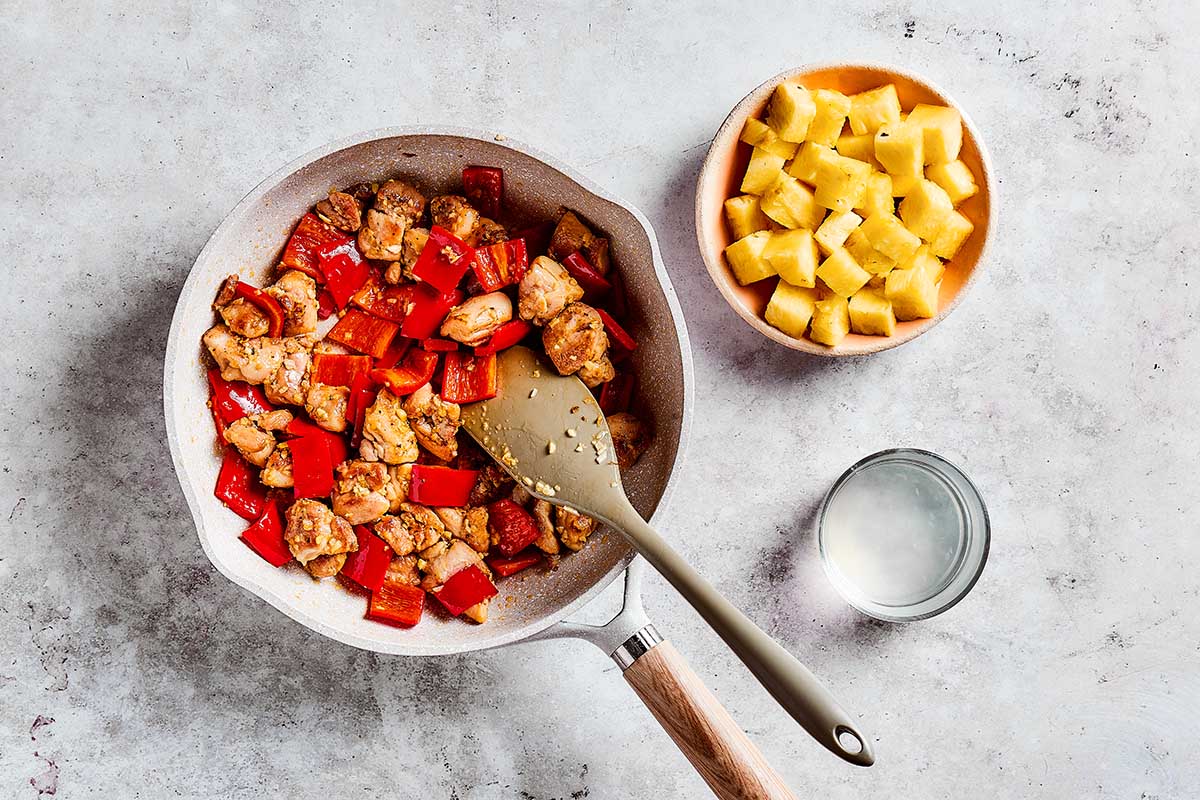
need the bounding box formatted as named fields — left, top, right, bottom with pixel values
left=809, top=295, right=850, bottom=346
left=856, top=172, right=894, bottom=217
left=724, top=231, right=775, bottom=285
left=848, top=289, right=896, bottom=336
left=873, top=121, right=925, bottom=177
left=901, top=245, right=945, bottom=283
left=740, top=118, right=800, bottom=160
left=813, top=152, right=873, bottom=212
left=906, top=104, right=963, bottom=164
left=928, top=210, right=974, bottom=259
left=760, top=172, right=825, bottom=230
left=835, top=133, right=881, bottom=168
left=723, top=195, right=773, bottom=240
left=762, top=229, right=818, bottom=287
left=785, top=142, right=831, bottom=184
left=890, top=172, right=921, bottom=197
left=858, top=212, right=923, bottom=263
left=848, top=84, right=901, bottom=135
left=767, top=82, right=817, bottom=143
left=898, top=179, right=954, bottom=240
left=764, top=281, right=819, bottom=338
left=844, top=229, right=895, bottom=276
left=816, top=247, right=871, bottom=297
left=807, top=89, right=852, bottom=146
left=925, top=159, right=978, bottom=205
left=814, top=211, right=862, bottom=254
left=885, top=267, right=939, bottom=320
left=741, top=147, right=787, bottom=195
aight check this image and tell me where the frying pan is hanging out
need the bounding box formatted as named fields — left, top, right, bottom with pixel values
left=164, top=127, right=835, bottom=797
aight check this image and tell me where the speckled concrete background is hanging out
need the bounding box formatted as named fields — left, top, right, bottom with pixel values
left=2, top=2, right=1197, bottom=798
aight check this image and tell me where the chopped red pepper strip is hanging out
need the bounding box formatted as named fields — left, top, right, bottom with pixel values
left=231, top=280, right=286, bottom=338
left=207, top=368, right=274, bottom=425
left=408, top=465, right=480, bottom=507
left=369, top=580, right=425, bottom=627
left=317, top=289, right=337, bottom=320
left=210, top=401, right=228, bottom=440
left=511, top=221, right=555, bottom=257
left=400, top=284, right=463, bottom=339
left=474, top=320, right=532, bottom=356
left=599, top=371, right=635, bottom=415
left=432, top=564, right=498, bottom=616
left=319, top=247, right=371, bottom=310
left=411, top=226, right=476, bottom=293
left=351, top=277, right=413, bottom=323
left=596, top=308, right=637, bottom=353
left=342, top=526, right=393, bottom=592
left=370, top=349, right=439, bottom=397
left=348, top=371, right=377, bottom=448
left=327, top=308, right=400, bottom=358
left=311, top=353, right=372, bottom=387
left=441, top=351, right=498, bottom=403
left=462, top=165, right=503, bottom=219
left=471, top=238, right=528, bottom=292
left=375, top=335, right=414, bottom=369
left=215, top=447, right=269, bottom=521
left=421, top=338, right=459, bottom=352
left=487, top=498, right=541, bottom=556
left=289, top=433, right=335, bottom=499
left=240, top=501, right=292, bottom=567
left=562, top=251, right=612, bottom=298
left=280, top=213, right=349, bottom=281
left=486, top=550, right=544, bottom=578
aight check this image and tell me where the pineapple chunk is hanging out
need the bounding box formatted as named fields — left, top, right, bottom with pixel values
left=767, top=82, right=816, bottom=143
left=835, top=133, right=881, bottom=168
left=763, top=229, right=818, bottom=287
left=741, top=147, right=787, bottom=195
left=873, top=121, right=924, bottom=177
left=925, top=159, right=978, bottom=205
left=809, top=294, right=850, bottom=346
left=813, top=152, right=873, bottom=212
left=902, top=245, right=945, bottom=282
left=928, top=210, right=974, bottom=259
left=785, top=142, right=831, bottom=184
left=845, top=228, right=896, bottom=276
left=807, top=89, right=852, bottom=146
left=724, top=231, right=775, bottom=285
left=848, top=84, right=901, bottom=135
left=814, top=211, right=862, bottom=255
left=724, top=195, right=773, bottom=240
left=885, top=267, right=939, bottom=320
left=890, top=172, right=921, bottom=197
left=855, top=172, right=894, bottom=218
left=898, top=179, right=954, bottom=240
left=764, top=281, right=819, bottom=338
left=740, top=118, right=800, bottom=160
left=816, top=247, right=871, bottom=297
left=760, top=172, right=826, bottom=230
left=858, top=212, right=923, bottom=263
left=848, top=289, right=896, bottom=336
left=906, top=104, right=963, bottom=164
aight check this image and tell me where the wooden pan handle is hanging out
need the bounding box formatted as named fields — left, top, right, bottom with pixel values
left=623, top=640, right=798, bottom=800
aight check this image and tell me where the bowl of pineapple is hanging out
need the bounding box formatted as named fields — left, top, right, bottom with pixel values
left=695, top=63, right=994, bottom=355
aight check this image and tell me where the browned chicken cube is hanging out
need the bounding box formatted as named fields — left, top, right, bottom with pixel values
left=360, top=389, right=419, bottom=464
left=462, top=600, right=490, bottom=624
left=471, top=217, right=508, bottom=247
left=542, top=303, right=609, bottom=377
left=439, top=292, right=513, bottom=347
left=374, top=503, right=446, bottom=556
left=530, top=499, right=560, bottom=554
left=261, top=441, right=294, bottom=488
left=223, top=409, right=293, bottom=467
left=468, top=463, right=514, bottom=506
left=264, top=339, right=311, bottom=406
left=383, top=464, right=413, bottom=513
left=384, top=227, right=430, bottom=284
left=213, top=276, right=271, bottom=338
left=607, top=412, right=651, bottom=470
left=556, top=506, right=599, bottom=552
left=374, top=180, right=426, bottom=225
left=203, top=325, right=287, bottom=385
left=358, top=209, right=407, bottom=261
left=305, top=382, right=349, bottom=433
left=305, top=553, right=347, bottom=579
left=284, top=499, right=357, bottom=565
left=266, top=270, right=319, bottom=336
left=385, top=554, right=421, bottom=586
left=331, top=460, right=391, bottom=525
left=548, top=210, right=610, bottom=275
left=422, top=539, right=484, bottom=589
left=577, top=355, right=615, bottom=388
left=518, top=256, right=584, bottom=326
left=402, top=384, right=461, bottom=461
left=434, top=506, right=490, bottom=554
left=430, top=195, right=480, bottom=241
left=315, top=190, right=363, bottom=232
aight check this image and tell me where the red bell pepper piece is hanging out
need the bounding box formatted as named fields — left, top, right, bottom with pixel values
left=511, top=221, right=554, bottom=257
left=599, top=371, right=635, bottom=415
left=207, top=368, right=274, bottom=425
left=370, top=349, right=439, bottom=397
left=375, top=335, right=414, bottom=369
left=240, top=501, right=292, bottom=567
left=215, top=447, right=269, bottom=521
left=349, top=371, right=377, bottom=448
left=289, top=433, right=335, bottom=499
left=342, top=526, right=393, bottom=592
left=369, top=580, right=426, bottom=627
left=288, top=417, right=349, bottom=467
left=311, top=353, right=372, bottom=387
left=421, top=338, right=459, bottom=352
left=596, top=308, right=637, bottom=353
left=400, top=284, right=463, bottom=339
left=327, top=308, right=400, bottom=358
left=317, top=289, right=337, bottom=320
left=487, top=498, right=541, bottom=556
left=352, top=278, right=413, bottom=323
left=441, top=351, right=498, bottom=404
left=408, top=465, right=480, bottom=507
left=462, top=165, right=503, bottom=219
left=280, top=213, right=350, bottom=281
left=432, top=564, right=498, bottom=616
left=319, top=248, right=371, bottom=310
left=230, top=280, right=286, bottom=338
left=471, top=238, right=528, bottom=292
left=411, top=226, right=475, bottom=293
left=562, top=251, right=612, bottom=298
left=210, top=402, right=228, bottom=440
left=474, top=319, right=532, bottom=356
left=486, top=550, right=544, bottom=578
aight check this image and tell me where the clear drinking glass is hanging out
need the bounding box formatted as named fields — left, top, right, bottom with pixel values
left=817, top=449, right=989, bottom=622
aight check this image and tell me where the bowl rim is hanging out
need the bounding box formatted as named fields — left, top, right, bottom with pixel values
left=163, top=125, right=695, bottom=656
left=694, top=61, right=997, bottom=356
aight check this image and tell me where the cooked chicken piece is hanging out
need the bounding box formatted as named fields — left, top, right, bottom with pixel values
left=374, top=516, right=414, bottom=556
left=343, top=182, right=376, bottom=203
left=375, top=503, right=446, bottom=557
left=510, top=484, right=532, bottom=506
left=360, top=389, right=419, bottom=464
left=548, top=210, right=610, bottom=275
left=542, top=303, right=609, bottom=377
left=419, top=539, right=450, bottom=562
left=265, top=339, right=311, bottom=406
left=578, top=355, right=615, bottom=388
left=305, top=382, right=349, bottom=433
left=531, top=499, right=560, bottom=554
left=556, top=506, right=599, bottom=552
left=203, top=325, right=287, bottom=385
left=213, top=275, right=271, bottom=338
left=439, top=292, right=512, bottom=347
left=518, top=256, right=584, bottom=326
left=314, top=189, right=363, bottom=232
left=401, top=383, right=461, bottom=461
left=462, top=600, right=489, bottom=624
left=358, top=208, right=407, bottom=261
left=468, top=463, right=514, bottom=506
left=383, top=463, right=413, bottom=513
left=429, top=195, right=480, bottom=241
left=385, top=554, right=421, bottom=586
left=471, top=217, right=508, bottom=247
left=222, top=409, right=293, bottom=467
left=434, top=506, right=490, bottom=554
left=305, top=553, right=347, bottom=579
left=261, top=441, right=294, bottom=488
left=266, top=269, right=318, bottom=336
left=384, top=226, right=430, bottom=284
left=331, top=460, right=391, bottom=525
left=608, top=412, right=651, bottom=470
left=284, top=499, right=357, bottom=565
left=422, top=540, right=484, bottom=589
left=374, top=180, right=426, bottom=225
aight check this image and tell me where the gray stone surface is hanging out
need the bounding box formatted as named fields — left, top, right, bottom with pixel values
left=1, top=1, right=1197, bottom=797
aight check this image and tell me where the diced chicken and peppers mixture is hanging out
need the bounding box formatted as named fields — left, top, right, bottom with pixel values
left=202, top=166, right=651, bottom=628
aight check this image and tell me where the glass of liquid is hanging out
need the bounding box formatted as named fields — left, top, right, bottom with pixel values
left=817, top=449, right=989, bottom=622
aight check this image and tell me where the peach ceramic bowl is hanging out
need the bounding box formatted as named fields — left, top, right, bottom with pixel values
left=695, top=63, right=995, bottom=356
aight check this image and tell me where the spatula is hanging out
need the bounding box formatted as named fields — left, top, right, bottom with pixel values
left=461, top=346, right=874, bottom=772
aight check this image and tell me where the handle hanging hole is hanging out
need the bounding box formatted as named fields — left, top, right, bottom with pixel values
left=835, top=726, right=864, bottom=755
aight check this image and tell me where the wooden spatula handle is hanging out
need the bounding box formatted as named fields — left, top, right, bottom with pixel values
left=624, top=639, right=798, bottom=800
